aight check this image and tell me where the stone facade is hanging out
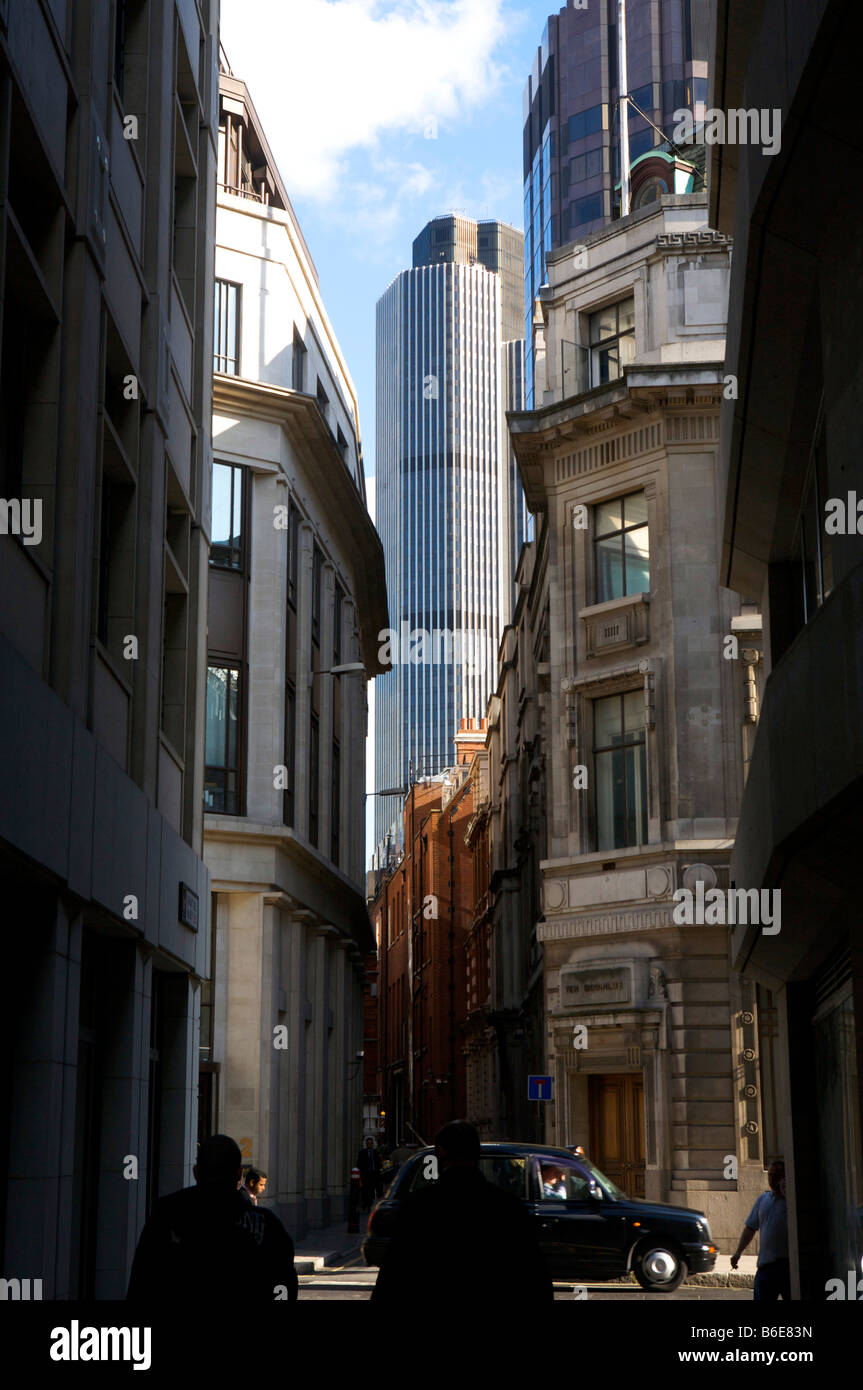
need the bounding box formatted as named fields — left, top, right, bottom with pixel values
left=0, top=0, right=218, bottom=1296
left=507, top=195, right=765, bottom=1247
left=202, top=71, right=387, bottom=1236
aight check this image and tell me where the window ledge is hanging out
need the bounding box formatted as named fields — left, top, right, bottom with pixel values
left=579, top=591, right=650, bottom=658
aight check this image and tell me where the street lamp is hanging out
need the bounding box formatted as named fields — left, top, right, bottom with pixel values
left=308, top=661, right=366, bottom=686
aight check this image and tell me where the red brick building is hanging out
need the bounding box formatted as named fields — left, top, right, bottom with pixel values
left=361, top=950, right=382, bottom=1143
left=371, top=721, right=487, bottom=1147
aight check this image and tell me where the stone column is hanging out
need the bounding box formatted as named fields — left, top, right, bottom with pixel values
left=210, top=892, right=230, bottom=1132
left=328, top=937, right=348, bottom=1215
left=279, top=909, right=308, bottom=1235
left=261, top=895, right=283, bottom=1197
left=223, top=893, right=264, bottom=1170
left=304, top=922, right=335, bottom=1228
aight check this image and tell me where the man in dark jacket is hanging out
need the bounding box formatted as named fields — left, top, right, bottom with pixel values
left=371, top=1120, right=554, bottom=1305
left=356, top=1138, right=383, bottom=1210
left=127, top=1135, right=298, bottom=1303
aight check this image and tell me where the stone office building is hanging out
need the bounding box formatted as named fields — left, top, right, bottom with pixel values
left=709, top=0, right=863, bottom=1296
left=203, top=67, right=387, bottom=1234
left=0, top=0, right=218, bottom=1296
left=507, top=194, right=764, bottom=1247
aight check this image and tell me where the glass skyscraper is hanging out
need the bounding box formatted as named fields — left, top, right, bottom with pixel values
left=523, top=0, right=710, bottom=404
left=374, top=215, right=526, bottom=853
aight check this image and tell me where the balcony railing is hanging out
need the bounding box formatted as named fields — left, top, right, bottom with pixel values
left=218, top=181, right=265, bottom=204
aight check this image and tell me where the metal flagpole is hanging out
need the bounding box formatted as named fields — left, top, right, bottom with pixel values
left=618, top=0, right=631, bottom=218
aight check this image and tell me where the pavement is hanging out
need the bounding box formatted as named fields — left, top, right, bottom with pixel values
left=292, top=1218, right=364, bottom=1274
left=688, top=1253, right=756, bottom=1287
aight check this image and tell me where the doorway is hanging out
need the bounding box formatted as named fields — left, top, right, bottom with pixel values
left=589, top=1073, right=645, bottom=1197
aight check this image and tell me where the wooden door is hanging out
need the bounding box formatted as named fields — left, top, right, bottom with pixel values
left=589, top=1073, right=645, bottom=1198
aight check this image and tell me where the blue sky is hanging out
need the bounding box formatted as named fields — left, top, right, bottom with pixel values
left=220, top=0, right=555, bottom=481
left=219, top=1, right=556, bottom=858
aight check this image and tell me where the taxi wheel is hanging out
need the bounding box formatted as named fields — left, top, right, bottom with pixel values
left=632, top=1242, right=687, bottom=1292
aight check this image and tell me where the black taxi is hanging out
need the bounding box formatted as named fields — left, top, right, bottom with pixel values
left=362, top=1142, right=716, bottom=1292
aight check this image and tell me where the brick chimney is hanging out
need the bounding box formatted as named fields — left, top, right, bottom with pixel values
left=453, top=715, right=488, bottom=764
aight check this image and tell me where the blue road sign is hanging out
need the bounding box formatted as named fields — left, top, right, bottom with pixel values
left=528, top=1074, right=553, bottom=1102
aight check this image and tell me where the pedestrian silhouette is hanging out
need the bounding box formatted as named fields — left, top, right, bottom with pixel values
left=371, top=1119, right=553, bottom=1305
left=356, top=1138, right=383, bottom=1211
left=127, top=1135, right=297, bottom=1303
left=731, top=1159, right=790, bottom=1300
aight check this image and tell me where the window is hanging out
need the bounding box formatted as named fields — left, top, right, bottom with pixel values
left=792, top=402, right=833, bottom=626
left=292, top=327, right=306, bottom=392
left=594, top=490, right=649, bottom=602
left=662, top=79, right=686, bottom=116
left=205, top=665, right=241, bottom=814
left=337, top=425, right=348, bottom=460
left=330, top=578, right=344, bottom=862
left=316, top=376, right=329, bottom=421
left=408, top=1155, right=527, bottom=1196
left=113, top=0, right=146, bottom=106
left=113, top=0, right=129, bottom=97
left=633, top=174, right=668, bottom=209
left=568, top=104, right=603, bottom=143
left=309, top=713, right=320, bottom=847
left=629, top=83, right=654, bottom=116
left=628, top=128, right=656, bottom=162
left=333, top=582, right=345, bottom=664
left=538, top=1158, right=591, bottom=1201
left=287, top=499, right=300, bottom=608
left=311, top=544, right=323, bottom=649
left=283, top=683, right=296, bottom=828
left=96, top=471, right=134, bottom=654
left=210, top=462, right=245, bottom=569
left=331, top=742, right=340, bottom=864
left=214, top=280, right=240, bottom=375
left=284, top=505, right=299, bottom=828
left=589, top=296, right=635, bottom=387
left=570, top=148, right=604, bottom=185
left=573, top=193, right=603, bottom=229
left=593, top=691, right=647, bottom=851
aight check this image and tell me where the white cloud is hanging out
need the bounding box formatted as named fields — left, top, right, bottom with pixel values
left=220, top=0, right=509, bottom=201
